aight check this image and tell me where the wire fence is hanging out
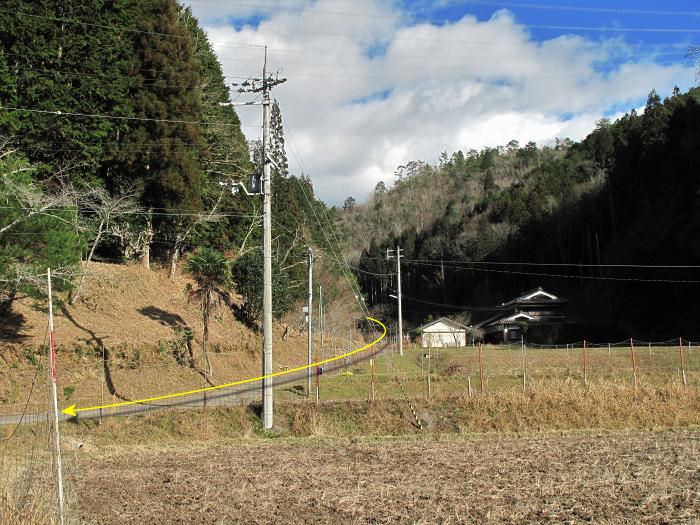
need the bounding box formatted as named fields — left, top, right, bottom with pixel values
left=0, top=344, right=63, bottom=523
left=292, top=338, right=699, bottom=402
left=1, top=332, right=699, bottom=521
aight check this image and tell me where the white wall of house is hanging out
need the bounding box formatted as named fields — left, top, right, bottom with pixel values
left=421, top=320, right=466, bottom=348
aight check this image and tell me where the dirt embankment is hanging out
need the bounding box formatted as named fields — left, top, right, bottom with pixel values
left=0, top=262, right=316, bottom=406
left=3, top=262, right=262, bottom=350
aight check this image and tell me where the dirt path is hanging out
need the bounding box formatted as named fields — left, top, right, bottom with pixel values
left=68, top=430, right=700, bottom=524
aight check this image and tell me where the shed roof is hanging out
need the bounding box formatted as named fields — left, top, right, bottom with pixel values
left=417, top=317, right=467, bottom=332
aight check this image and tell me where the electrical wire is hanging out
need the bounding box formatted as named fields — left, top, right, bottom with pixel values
left=0, top=106, right=261, bottom=128
left=360, top=254, right=700, bottom=269
left=403, top=259, right=700, bottom=284
left=191, top=0, right=700, bottom=18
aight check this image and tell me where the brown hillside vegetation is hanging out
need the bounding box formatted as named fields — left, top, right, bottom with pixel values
left=5, top=262, right=257, bottom=349
left=0, top=262, right=322, bottom=407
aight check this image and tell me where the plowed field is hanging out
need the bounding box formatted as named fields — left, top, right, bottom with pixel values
left=68, top=430, right=700, bottom=524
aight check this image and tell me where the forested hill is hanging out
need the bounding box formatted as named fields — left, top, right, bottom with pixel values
left=0, top=1, right=347, bottom=324
left=346, top=87, right=700, bottom=340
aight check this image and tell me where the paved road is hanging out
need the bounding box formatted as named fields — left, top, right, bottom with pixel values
left=0, top=345, right=387, bottom=426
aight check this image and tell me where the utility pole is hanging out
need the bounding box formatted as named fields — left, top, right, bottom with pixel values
left=223, top=46, right=286, bottom=429
left=386, top=246, right=404, bottom=356
left=306, top=247, right=313, bottom=397
left=317, top=284, right=322, bottom=403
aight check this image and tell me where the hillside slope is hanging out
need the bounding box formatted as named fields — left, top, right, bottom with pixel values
left=345, top=87, right=700, bottom=340
left=0, top=262, right=319, bottom=408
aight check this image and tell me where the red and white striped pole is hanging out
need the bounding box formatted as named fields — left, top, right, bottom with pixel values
left=47, top=268, right=65, bottom=524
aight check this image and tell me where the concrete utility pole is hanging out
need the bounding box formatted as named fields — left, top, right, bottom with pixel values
left=306, top=247, right=313, bottom=396
left=386, top=246, right=404, bottom=356
left=260, top=48, right=274, bottom=430
left=223, top=46, right=286, bottom=429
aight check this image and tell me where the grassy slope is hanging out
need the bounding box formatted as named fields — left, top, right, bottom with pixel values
left=0, top=262, right=316, bottom=407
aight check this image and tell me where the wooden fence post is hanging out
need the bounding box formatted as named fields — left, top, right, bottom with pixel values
left=467, top=374, right=472, bottom=398
left=521, top=335, right=526, bottom=392
left=583, top=340, right=588, bottom=386
left=370, top=358, right=376, bottom=402
left=630, top=338, right=638, bottom=394
left=680, top=337, right=688, bottom=388
left=478, top=342, right=485, bottom=394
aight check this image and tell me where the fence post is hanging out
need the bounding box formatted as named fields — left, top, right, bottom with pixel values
left=478, top=342, right=485, bottom=394
left=521, top=335, right=526, bottom=392
left=100, top=345, right=105, bottom=426
left=582, top=340, right=588, bottom=386
left=47, top=268, right=66, bottom=525
left=370, top=358, right=376, bottom=402
left=630, top=338, right=638, bottom=394
left=427, top=346, right=432, bottom=400
left=680, top=337, right=687, bottom=388
left=467, top=374, right=472, bottom=398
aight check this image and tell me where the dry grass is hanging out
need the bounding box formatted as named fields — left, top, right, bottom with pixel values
left=66, top=430, right=700, bottom=524
left=59, top=382, right=700, bottom=447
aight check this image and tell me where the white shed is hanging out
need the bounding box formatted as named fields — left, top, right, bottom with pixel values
left=418, top=317, right=467, bottom=348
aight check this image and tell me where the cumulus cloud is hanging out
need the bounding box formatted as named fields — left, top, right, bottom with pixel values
left=186, top=0, right=694, bottom=205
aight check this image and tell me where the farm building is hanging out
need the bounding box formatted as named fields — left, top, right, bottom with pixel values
left=416, top=317, right=467, bottom=348
left=472, top=287, right=567, bottom=343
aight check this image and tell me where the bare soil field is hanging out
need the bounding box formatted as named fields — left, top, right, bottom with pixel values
left=67, top=430, right=700, bottom=524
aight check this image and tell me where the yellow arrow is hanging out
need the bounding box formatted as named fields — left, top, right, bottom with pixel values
left=62, top=317, right=386, bottom=417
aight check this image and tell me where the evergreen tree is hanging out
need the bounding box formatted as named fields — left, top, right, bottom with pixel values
left=270, top=100, right=288, bottom=178
left=112, top=0, right=207, bottom=260
left=0, top=0, right=139, bottom=180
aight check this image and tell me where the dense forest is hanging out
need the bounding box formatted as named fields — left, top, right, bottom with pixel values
left=349, top=87, right=700, bottom=340
left=0, top=0, right=346, bottom=324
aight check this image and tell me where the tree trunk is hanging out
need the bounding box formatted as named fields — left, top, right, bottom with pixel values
left=141, top=210, right=153, bottom=270
left=71, top=221, right=104, bottom=305
left=168, top=244, right=180, bottom=280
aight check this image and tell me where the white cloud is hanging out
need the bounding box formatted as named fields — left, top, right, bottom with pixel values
left=186, top=1, right=695, bottom=206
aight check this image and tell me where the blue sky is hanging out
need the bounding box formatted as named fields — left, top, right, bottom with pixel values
left=191, top=0, right=699, bottom=204
left=403, top=0, right=699, bottom=61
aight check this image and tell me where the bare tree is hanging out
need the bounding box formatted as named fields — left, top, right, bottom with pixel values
left=70, top=183, right=142, bottom=304
left=168, top=190, right=225, bottom=280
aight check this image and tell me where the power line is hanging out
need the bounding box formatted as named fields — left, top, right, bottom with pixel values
left=360, top=255, right=700, bottom=269
left=240, top=24, right=700, bottom=44
left=404, top=259, right=700, bottom=284
left=192, top=0, right=700, bottom=18
left=0, top=106, right=261, bottom=128
left=403, top=258, right=700, bottom=269
left=454, top=1, right=700, bottom=17
left=0, top=8, right=267, bottom=46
